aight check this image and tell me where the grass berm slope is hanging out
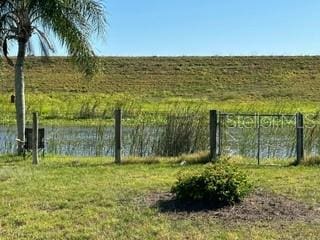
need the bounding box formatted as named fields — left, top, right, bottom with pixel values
left=1, top=56, right=320, bottom=101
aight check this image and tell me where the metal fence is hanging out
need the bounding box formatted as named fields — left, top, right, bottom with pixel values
left=217, top=113, right=297, bottom=163
left=2, top=109, right=320, bottom=164
left=0, top=109, right=210, bottom=158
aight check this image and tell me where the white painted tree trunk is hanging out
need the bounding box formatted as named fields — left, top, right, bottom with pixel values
left=15, top=40, right=26, bottom=155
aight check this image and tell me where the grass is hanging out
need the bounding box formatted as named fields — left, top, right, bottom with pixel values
left=0, top=93, right=319, bottom=126
left=0, top=155, right=319, bottom=239
left=301, top=155, right=320, bottom=166
left=2, top=56, right=320, bottom=125
left=1, top=56, right=320, bottom=238
left=2, top=56, right=320, bottom=101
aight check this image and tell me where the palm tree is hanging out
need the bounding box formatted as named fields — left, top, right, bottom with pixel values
left=0, top=0, right=106, bottom=154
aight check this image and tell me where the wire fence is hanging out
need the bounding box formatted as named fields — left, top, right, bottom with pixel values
left=1, top=109, right=320, bottom=162
left=0, top=108, right=209, bottom=157
left=218, top=114, right=297, bottom=161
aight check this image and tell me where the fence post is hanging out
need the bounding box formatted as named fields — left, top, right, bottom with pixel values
left=218, top=114, right=222, bottom=156
left=32, top=112, right=39, bottom=165
left=115, top=109, right=122, bottom=164
left=295, top=112, right=304, bottom=165
left=257, top=114, right=261, bottom=165
left=210, top=110, right=218, bottom=161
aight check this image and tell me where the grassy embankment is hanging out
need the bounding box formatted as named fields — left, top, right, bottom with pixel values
left=1, top=56, right=320, bottom=125
left=0, top=155, right=319, bottom=239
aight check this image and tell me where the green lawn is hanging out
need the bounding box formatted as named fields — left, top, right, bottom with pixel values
left=0, top=155, right=319, bottom=239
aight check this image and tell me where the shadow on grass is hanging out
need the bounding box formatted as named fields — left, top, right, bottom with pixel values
left=157, top=198, right=225, bottom=213
left=149, top=192, right=226, bottom=213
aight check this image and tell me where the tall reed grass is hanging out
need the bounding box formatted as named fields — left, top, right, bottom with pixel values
left=154, top=106, right=208, bottom=156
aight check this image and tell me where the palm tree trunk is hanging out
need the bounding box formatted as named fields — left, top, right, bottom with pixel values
left=15, top=40, right=26, bottom=155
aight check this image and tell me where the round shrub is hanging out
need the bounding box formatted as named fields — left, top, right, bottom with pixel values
left=171, top=164, right=252, bottom=207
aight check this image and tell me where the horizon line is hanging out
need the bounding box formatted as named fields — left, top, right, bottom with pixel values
left=5, top=54, right=320, bottom=58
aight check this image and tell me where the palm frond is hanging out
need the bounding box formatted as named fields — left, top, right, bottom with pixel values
left=2, top=37, right=14, bottom=66
left=0, top=0, right=106, bottom=73
left=29, top=0, right=106, bottom=75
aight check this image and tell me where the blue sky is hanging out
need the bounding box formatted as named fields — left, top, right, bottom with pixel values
left=59, top=0, right=320, bottom=56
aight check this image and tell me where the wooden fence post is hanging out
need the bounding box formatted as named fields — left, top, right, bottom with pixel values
left=32, top=112, right=39, bottom=165
left=218, top=114, right=223, bottom=156
left=295, top=112, right=304, bottom=165
left=210, top=110, right=218, bottom=161
left=115, top=109, right=122, bottom=164
left=256, top=114, right=261, bottom=165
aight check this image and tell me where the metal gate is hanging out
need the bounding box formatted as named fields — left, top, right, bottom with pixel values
left=216, top=113, right=302, bottom=163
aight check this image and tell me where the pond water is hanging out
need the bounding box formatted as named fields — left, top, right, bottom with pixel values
left=0, top=125, right=171, bottom=157
left=0, top=125, right=319, bottom=159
